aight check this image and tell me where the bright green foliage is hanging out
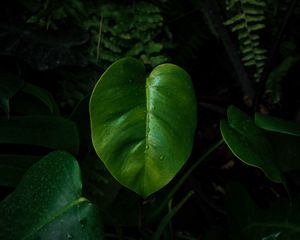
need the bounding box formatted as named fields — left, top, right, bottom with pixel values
left=90, top=57, right=197, bottom=197
left=0, top=151, right=105, bottom=240
left=220, top=106, right=284, bottom=184
left=224, top=0, right=267, bottom=81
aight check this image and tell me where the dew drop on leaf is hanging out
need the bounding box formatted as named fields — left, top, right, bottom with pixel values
left=67, top=233, right=73, bottom=239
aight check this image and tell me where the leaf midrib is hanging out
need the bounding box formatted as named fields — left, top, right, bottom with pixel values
left=23, top=197, right=88, bottom=240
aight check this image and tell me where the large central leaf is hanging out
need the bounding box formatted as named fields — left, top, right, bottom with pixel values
left=90, top=57, right=197, bottom=197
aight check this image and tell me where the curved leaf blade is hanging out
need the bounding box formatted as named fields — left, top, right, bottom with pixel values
left=90, top=57, right=197, bottom=197
left=0, top=116, right=79, bottom=155
left=255, top=113, right=300, bottom=137
left=0, top=151, right=104, bottom=240
left=220, top=106, right=284, bottom=184
left=22, top=83, right=60, bottom=115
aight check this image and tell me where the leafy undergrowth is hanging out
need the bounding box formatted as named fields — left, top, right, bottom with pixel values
left=0, top=0, right=300, bottom=239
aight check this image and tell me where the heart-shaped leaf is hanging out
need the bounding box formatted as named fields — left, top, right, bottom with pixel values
left=0, top=151, right=105, bottom=240
left=90, top=57, right=197, bottom=197
left=220, top=106, right=284, bottom=184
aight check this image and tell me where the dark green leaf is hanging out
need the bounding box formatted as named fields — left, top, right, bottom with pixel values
left=22, top=83, right=60, bottom=115
left=227, top=182, right=300, bottom=240
left=90, top=57, right=197, bottom=197
left=0, top=151, right=105, bottom=240
left=82, top=151, right=141, bottom=227
left=255, top=113, right=300, bottom=137
left=0, top=116, right=79, bottom=155
left=264, top=133, right=300, bottom=172
left=220, top=106, right=284, bottom=184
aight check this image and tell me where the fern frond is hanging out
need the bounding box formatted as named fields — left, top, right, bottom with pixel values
left=225, top=0, right=268, bottom=81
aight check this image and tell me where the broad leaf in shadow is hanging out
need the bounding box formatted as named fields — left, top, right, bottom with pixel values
left=0, top=115, right=80, bottom=155
left=227, top=182, right=300, bottom=240
left=0, top=151, right=105, bottom=240
left=0, top=23, right=89, bottom=70
left=220, top=106, right=284, bottom=184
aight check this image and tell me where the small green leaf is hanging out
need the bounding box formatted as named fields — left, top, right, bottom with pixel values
left=220, top=106, right=284, bottom=184
left=0, top=151, right=105, bottom=240
left=90, top=57, right=197, bottom=197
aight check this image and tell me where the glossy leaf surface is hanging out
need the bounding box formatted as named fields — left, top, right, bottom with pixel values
left=90, top=57, right=197, bottom=197
left=220, top=106, right=284, bottom=183
left=0, top=151, right=104, bottom=240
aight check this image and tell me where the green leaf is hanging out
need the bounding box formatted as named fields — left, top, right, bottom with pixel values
left=22, top=83, right=60, bottom=115
left=255, top=113, right=300, bottom=136
left=220, top=106, right=284, bottom=184
left=0, top=151, right=105, bottom=240
left=0, top=116, right=79, bottom=155
left=82, top=151, right=141, bottom=227
left=265, top=133, right=300, bottom=172
left=0, top=154, right=41, bottom=187
left=227, top=182, right=300, bottom=240
left=90, top=57, right=197, bottom=197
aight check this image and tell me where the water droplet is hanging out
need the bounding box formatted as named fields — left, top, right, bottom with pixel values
left=67, top=233, right=73, bottom=239
left=159, top=155, right=164, bottom=160
left=80, top=219, right=87, bottom=228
